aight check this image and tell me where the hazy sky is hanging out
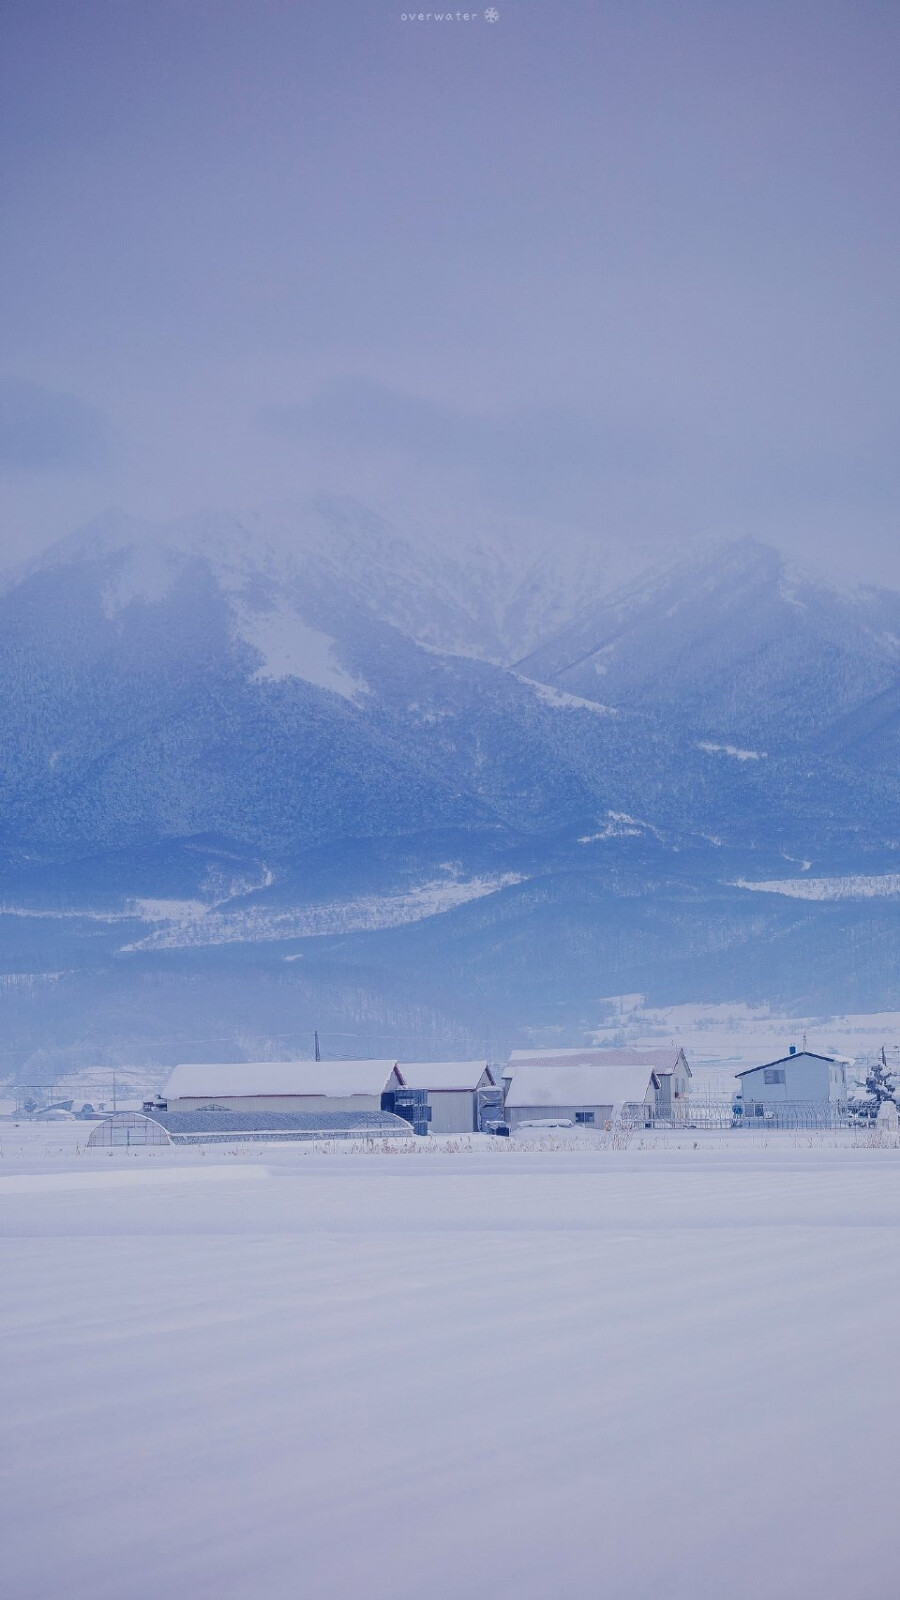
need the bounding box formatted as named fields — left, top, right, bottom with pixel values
left=1, top=0, right=898, bottom=578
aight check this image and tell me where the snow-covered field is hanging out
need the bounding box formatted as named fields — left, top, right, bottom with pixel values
left=3, top=1123, right=899, bottom=1600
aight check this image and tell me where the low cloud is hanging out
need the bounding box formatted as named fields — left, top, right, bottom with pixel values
left=0, top=377, right=112, bottom=473
left=260, top=377, right=667, bottom=525
left=260, top=375, right=900, bottom=562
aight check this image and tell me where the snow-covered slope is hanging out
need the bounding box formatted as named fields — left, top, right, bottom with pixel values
left=2, top=500, right=900, bottom=1063
left=516, top=539, right=900, bottom=747
left=13, top=494, right=682, bottom=667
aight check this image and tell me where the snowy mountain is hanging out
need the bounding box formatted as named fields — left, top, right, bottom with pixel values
left=16, top=494, right=675, bottom=664
left=516, top=539, right=900, bottom=748
left=2, top=499, right=900, bottom=1071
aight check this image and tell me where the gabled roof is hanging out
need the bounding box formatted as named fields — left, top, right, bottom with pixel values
left=399, top=1061, right=495, bottom=1091
left=506, top=1046, right=690, bottom=1077
left=736, top=1051, right=837, bottom=1078
left=164, top=1060, right=401, bottom=1100
left=505, top=1062, right=657, bottom=1109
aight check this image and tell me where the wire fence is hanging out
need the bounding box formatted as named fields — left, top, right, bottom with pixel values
left=734, top=1101, right=852, bottom=1130
left=647, top=1099, right=735, bottom=1131
left=647, top=1098, right=853, bottom=1131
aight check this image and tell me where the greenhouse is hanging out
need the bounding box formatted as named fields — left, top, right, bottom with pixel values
left=86, top=1112, right=171, bottom=1147
left=86, top=1108, right=415, bottom=1146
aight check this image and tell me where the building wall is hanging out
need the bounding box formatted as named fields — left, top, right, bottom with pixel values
left=506, top=1101, right=651, bottom=1129
left=427, top=1091, right=477, bottom=1135
left=656, top=1072, right=690, bottom=1121
left=673, top=1083, right=689, bottom=1117
left=668, top=1052, right=691, bottom=1114
left=740, top=1057, right=846, bottom=1109
left=168, top=1093, right=384, bottom=1115
left=655, top=1076, right=673, bottom=1114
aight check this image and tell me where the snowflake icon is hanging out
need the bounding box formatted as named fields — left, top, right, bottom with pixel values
left=484, top=6, right=500, bottom=20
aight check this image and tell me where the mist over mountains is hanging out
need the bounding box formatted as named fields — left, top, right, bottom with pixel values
left=3, top=496, right=900, bottom=1077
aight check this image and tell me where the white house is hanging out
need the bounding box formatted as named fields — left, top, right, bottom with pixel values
left=397, top=1062, right=498, bottom=1134
left=735, top=1050, right=848, bottom=1124
left=162, top=1060, right=403, bottom=1116
left=504, top=1047, right=691, bottom=1120
left=504, top=1061, right=657, bottom=1130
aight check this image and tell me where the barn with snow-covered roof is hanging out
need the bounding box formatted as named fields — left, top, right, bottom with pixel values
left=503, top=1060, right=657, bottom=1131
left=162, top=1060, right=404, bottom=1115
left=504, top=1047, right=691, bottom=1121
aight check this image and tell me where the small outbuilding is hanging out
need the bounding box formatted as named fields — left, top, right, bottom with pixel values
left=504, top=1061, right=657, bottom=1131
left=162, top=1060, right=403, bottom=1115
left=87, top=1111, right=172, bottom=1146
left=735, top=1049, right=848, bottom=1126
left=396, top=1062, right=499, bottom=1134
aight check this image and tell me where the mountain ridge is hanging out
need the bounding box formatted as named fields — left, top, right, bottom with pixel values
left=1, top=499, right=899, bottom=1069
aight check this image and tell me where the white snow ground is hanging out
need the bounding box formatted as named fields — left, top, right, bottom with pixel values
left=2, top=1124, right=899, bottom=1600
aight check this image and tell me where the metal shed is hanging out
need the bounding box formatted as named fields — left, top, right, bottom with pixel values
left=396, top=1062, right=499, bottom=1134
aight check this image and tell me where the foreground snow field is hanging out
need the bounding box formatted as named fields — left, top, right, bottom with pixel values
left=3, top=1128, right=899, bottom=1600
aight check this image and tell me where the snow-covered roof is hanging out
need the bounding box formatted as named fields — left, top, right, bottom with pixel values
left=736, top=1051, right=837, bottom=1078
left=164, top=1060, right=400, bottom=1100
left=398, top=1061, right=495, bottom=1091
left=506, top=1046, right=689, bottom=1077
left=505, top=1063, right=656, bottom=1109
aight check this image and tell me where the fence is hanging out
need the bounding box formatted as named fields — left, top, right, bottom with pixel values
left=735, top=1100, right=850, bottom=1130
left=647, top=1098, right=852, bottom=1131
left=647, top=1098, right=734, bottom=1131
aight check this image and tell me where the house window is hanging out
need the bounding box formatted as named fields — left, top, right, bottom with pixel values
left=764, top=1069, right=786, bottom=1085
left=574, top=1111, right=595, bottom=1125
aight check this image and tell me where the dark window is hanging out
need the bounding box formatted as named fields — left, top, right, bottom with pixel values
left=764, top=1069, right=786, bottom=1085
left=574, top=1111, right=595, bottom=1125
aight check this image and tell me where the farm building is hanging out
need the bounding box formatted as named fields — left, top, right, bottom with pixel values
left=161, top=1060, right=403, bottom=1115
left=504, top=1061, right=657, bottom=1130
left=396, top=1062, right=499, bottom=1134
left=87, top=1108, right=415, bottom=1146
left=504, top=1047, right=691, bottom=1120
left=735, top=1049, right=848, bottom=1126
left=88, top=1111, right=171, bottom=1146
